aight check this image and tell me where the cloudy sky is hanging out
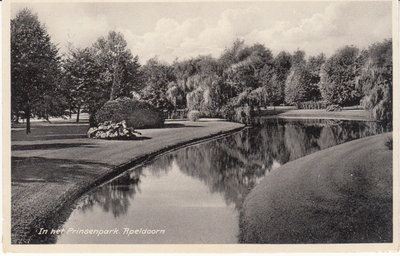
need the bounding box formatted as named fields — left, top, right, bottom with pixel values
left=11, top=1, right=392, bottom=64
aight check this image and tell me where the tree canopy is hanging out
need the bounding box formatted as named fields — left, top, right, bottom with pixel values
left=319, top=46, right=363, bottom=106
left=358, top=39, right=392, bottom=121
left=92, top=31, right=142, bottom=100
left=11, top=8, right=393, bottom=127
left=11, top=8, right=63, bottom=133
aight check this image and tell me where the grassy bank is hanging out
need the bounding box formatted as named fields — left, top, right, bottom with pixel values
left=239, top=132, right=392, bottom=243
left=258, top=106, right=372, bottom=121
left=11, top=119, right=244, bottom=244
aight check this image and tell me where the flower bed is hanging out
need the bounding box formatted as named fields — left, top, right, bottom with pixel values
left=87, top=120, right=141, bottom=140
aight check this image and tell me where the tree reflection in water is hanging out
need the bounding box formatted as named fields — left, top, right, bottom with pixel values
left=77, top=154, right=176, bottom=218
left=77, top=119, right=389, bottom=217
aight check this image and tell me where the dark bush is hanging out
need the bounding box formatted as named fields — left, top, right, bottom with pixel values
left=188, top=110, right=201, bottom=121
left=168, top=109, right=188, bottom=119
left=95, top=97, right=164, bottom=128
left=385, top=136, right=392, bottom=150
left=326, top=104, right=343, bottom=112
left=234, top=106, right=253, bottom=125
left=219, top=102, right=254, bottom=125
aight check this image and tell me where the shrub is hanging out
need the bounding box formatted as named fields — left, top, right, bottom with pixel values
left=361, top=84, right=392, bottom=122
left=297, top=101, right=329, bottom=109
left=188, top=110, right=201, bottom=121
left=219, top=100, right=255, bottom=125
left=233, top=106, right=253, bottom=125
left=326, top=104, right=343, bottom=112
left=385, top=136, right=392, bottom=150
left=219, top=102, right=235, bottom=121
left=168, top=109, right=188, bottom=119
left=95, top=97, right=164, bottom=128
left=87, top=120, right=141, bottom=140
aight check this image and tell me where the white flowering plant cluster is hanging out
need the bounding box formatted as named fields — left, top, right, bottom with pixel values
left=87, top=120, right=141, bottom=140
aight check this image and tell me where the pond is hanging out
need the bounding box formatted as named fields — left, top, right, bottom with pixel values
left=55, top=119, right=390, bottom=244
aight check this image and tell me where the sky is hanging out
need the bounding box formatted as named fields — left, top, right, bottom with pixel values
left=11, top=1, right=392, bottom=64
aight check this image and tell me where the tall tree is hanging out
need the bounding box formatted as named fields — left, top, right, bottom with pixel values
left=62, top=47, right=104, bottom=123
left=141, top=57, right=175, bottom=110
left=223, top=42, right=274, bottom=98
left=284, top=50, right=316, bottom=105
left=284, top=64, right=314, bottom=104
left=319, top=46, right=362, bottom=106
left=11, top=8, right=62, bottom=133
left=291, top=50, right=306, bottom=67
left=271, top=51, right=292, bottom=104
left=219, top=39, right=246, bottom=69
left=92, top=31, right=142, bottom=101
left=305, top=53, right=326, bottom=100
left=358, top=39, right=392, bottom=121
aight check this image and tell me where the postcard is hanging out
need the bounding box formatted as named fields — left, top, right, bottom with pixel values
left=2, top=0, right=399, bottom=253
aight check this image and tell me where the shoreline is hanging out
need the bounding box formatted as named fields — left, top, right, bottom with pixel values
left=258, top=108, right=373, bottom=121
left=11, top=120, right=245, bottom=244
left=261, top=115, right=372, bottom=121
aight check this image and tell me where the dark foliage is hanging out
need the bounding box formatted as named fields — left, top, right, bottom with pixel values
left=94, top=97, right=164, bottom=128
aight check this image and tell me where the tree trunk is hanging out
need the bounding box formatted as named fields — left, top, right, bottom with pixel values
left=76, top=106, right=80, bottom=123
left=69, top=104, right=72, bottom=119
left=89, top=113, right=96, bottom=127
left=110, top=84, right=116, bottom=101
left=110, top=58, right=121, bottom=101
left=25, top=108, right=31, bottom=134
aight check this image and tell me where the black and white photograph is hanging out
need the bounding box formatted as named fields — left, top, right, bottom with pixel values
left=2, top=0, right=398, bottom=253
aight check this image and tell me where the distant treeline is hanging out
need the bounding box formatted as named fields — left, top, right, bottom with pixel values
left=11, top=8, right=392, bottom=133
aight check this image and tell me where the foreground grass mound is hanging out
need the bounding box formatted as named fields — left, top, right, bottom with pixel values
left=95, top=97, right=164, bottom=129
left=239, top=132, right=392, bottom=243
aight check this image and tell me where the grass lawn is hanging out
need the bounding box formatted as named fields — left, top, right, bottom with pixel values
left=10, top=118, right=244, bottom=244
left=239, top=132, right=392, bottom=243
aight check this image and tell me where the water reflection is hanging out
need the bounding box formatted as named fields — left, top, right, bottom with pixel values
left=78, top=169, right=142, bottom=218
left=78, top=155, right=176, bottom=219
left=57, top=119, right=389, bottom=243
left=172, top=119, right=388, bottom=209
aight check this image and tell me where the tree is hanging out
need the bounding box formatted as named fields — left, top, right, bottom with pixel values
left=291, top=50, right=306, bottom=67
left=284, top=50, right=320, bottom=105
left=358, top=39, right=392, bottom=121
left=284, top=64, right=314, bottom=104
left=319, top=46, right=362, bottom=106
left=271, top=51, right=292, bottom=104
left=185, top=74, right=228, bottom=117
left=307, top=53, right=325, bottom=85
left=92, top=31, right=142, bottom=101
left=223, top=43, right=275, bottom=97
left=11, top=8, right=63, bottom=133
left=141, top=57, right=175, bottom=110
left=248, top=86, right=274, bottom=109
left=305, top=53, right=326, bottom=100
left=62, top=47, right=103, bottom=123
left=166, top=82, right=180, bottom=110
left=219, top=39, right=246, bottom=69
left=224, top=61, right=262, bottom=95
